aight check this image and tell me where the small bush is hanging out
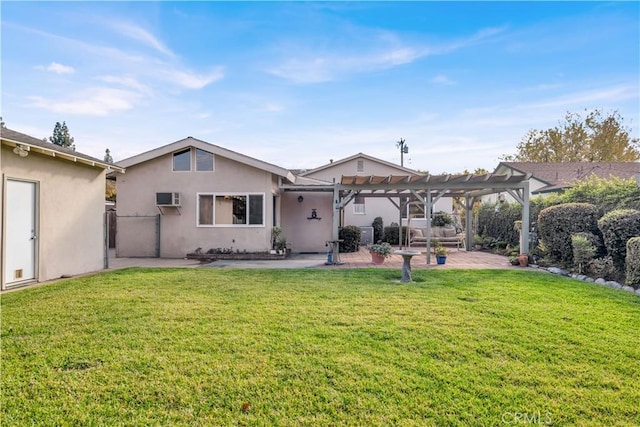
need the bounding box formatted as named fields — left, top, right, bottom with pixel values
left=338, top=225, right=361, bottom=253
left=625, top=237, right=640, bottom=289
left=477, top=202, right=521, bottom=247
left=432, top=211, right=454, bottom=227
left=382, top=226, right=411, bottom=245
left=598, top=209, right=640, bottom=272
left=537, top=203, right=600, bottom=267
left=571, top=234, right=596, bottom=274
left=372, top=216, right=384, bottom=243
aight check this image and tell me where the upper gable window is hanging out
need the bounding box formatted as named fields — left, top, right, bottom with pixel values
left=357, top=160, right=364, bottom=172
left=173, top=149, right=191, bottom=171
left=196, top=148, right=214, bottom=171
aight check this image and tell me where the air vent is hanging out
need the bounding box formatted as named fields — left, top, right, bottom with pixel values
left=14, top=269, right=23, bottom=280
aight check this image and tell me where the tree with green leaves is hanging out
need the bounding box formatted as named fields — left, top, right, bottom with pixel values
left=49, top=121, right=75, bottom=150
left=104, top=148, right=113, bottom=164
left=502, top=109, right=639, bottom=162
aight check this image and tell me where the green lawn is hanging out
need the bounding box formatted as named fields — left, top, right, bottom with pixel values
left=1, top=268, right=639, bottom=426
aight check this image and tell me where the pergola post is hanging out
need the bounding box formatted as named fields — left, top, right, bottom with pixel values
left=332, top=186, right=341, bottom=240
left=425, top=190, right=432, bottom=265
left=464, top=195, right=475, bottom=251
left=521, top=180, right=530, bottom=254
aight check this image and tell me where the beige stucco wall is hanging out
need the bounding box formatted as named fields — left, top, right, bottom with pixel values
left=1, top=145, right=106, bottom=288
left=281, top=191, right=333, bottom=253
left=303, top=156, right=452, bottom=230
left=116, top=149, right=279, bottom=257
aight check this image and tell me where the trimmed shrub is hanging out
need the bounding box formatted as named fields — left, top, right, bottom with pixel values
left=338, top=225, right=361, bottom=253
left=372, top=216, right=384, bottom=243
left=625, top=237, right=640, bottom=289
left=537, top=203, right=600, bottom=266
left=432, top=211, right=454, bottom=227
left=571, top=234, right=596, bottom=274
left=382, top=226, right=411, bottom=245
left=598, top=209, right=640, bottom=272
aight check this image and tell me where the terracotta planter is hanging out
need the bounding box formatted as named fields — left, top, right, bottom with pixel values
left=518, top=254, right=529, bottom=267
left=370, top=252, right=386, bottom=265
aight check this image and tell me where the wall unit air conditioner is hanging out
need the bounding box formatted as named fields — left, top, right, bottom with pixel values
left=156, top=192, right=180, bottom=206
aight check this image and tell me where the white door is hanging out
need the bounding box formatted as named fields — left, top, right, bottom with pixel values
left=5, top=180, right=37, bottom=284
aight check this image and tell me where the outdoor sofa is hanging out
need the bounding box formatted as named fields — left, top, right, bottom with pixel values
left=410, top=226, right=465, bottom=250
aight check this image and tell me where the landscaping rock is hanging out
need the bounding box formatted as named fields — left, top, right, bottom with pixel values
left=605, top=281, right=622, bottom=289
left=548, top=267, right=570, bottom=276
left=622, top=286, right=635, bottom=293
left=585, top=277, right=595, bottom=282
left=636, top=288, right=640, bottom=295
left=576, top=275, right=587, bottom=281
left=595, top=278, right=607, bottom=285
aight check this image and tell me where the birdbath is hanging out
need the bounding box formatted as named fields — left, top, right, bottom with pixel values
left=394, top=250, right=421, bottom=282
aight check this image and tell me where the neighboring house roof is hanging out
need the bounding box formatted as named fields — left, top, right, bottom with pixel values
left=116, top=136, right=296, bottom=183
left=496, top=161, right=640, bottom=194
left=299, top=152, right=421, bottom=177
left=1, top=127, right=124, bottom=173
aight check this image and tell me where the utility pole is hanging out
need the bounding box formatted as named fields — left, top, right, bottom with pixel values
left=396, top=138, right=409, bottom=167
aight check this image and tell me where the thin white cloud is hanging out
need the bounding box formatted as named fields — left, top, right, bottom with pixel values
left=110, top=21, right=175, bottom=58
left=520, top=84, right=639, bottom=109
left=267, top=26, right=506, bottom=84
left=95, top=75, right=153, bottom=96
left=35, top=62, right=75, bottom=74
left=28, top=87, right=142, bottom=116
left=160, top=67, right=225, bottom=89
left=431, top=74, right=455, bottom=85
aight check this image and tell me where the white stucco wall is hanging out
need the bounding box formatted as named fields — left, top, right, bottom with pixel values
left=1, top=145, right=106, bottom=288
left=116, top=149, right=280, bottom=257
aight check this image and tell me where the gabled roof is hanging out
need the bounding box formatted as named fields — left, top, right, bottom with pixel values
left=1, top=127, right=124, bottom=173
left=496, top=161, right=640, bottom=193
left=116, top=136, right=295, bottom=183
left=299, top=152, right=421, bottom=177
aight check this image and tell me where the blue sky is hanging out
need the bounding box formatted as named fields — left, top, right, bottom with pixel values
left=2, top=1, right=638, bottom=172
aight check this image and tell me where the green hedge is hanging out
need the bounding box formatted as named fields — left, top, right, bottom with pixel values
left=432, top=211, right=454, bottom=227
left=625, top=237, right=640, bottom=289
left=477, top=202, right=521, bottom=247
left=537, top=203, right=600, bottom=266
left=338, top=225, right=361, bottom=253
left=382, top=226, right=411, bottom=245
left=598, top=209, right=640, bottom=272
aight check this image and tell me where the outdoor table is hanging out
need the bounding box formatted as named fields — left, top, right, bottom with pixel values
left=394, top=250, right=421, bottom=282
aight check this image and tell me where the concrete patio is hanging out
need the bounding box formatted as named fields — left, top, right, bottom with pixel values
left=107, top=247, right=514, bottom=270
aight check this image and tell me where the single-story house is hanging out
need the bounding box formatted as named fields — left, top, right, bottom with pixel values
left=484, top=161, right=640, bottom=203
left=115, top=137, right=299, bottom=257
left=1, top=127, right=124, bottom=290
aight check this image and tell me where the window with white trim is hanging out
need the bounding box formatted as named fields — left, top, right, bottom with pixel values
left=196, top=148, right=214, bottom=171
left=354, top=195, right=366, bottom=214
left=173, top=149, right=191, bottom=171
left=197, top=193, right=264, bottom=226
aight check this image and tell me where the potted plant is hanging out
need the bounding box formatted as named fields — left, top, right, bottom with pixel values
left=434, top=243, right=447, bottom=265
left=518, top=253, right=529, bottom=267
left=368, top=242, right=392, bottom=264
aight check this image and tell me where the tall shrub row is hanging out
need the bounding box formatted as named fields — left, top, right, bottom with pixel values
left=338, top=225, right=361, bottom=253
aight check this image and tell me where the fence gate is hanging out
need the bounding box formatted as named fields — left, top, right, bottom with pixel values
left=115, top=214, right=161, bottom=258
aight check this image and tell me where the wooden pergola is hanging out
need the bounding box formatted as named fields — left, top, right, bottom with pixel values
left=332, top=173, right=532, bottom=264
